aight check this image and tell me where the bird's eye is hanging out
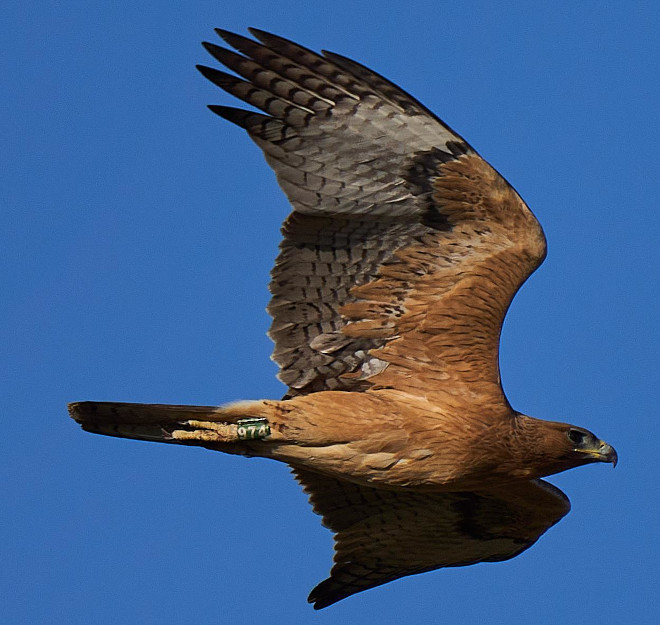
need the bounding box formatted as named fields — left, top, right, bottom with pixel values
left=567, top=429, right=588, bottom=446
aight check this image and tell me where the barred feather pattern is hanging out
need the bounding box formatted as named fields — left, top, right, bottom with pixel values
left=199, top=28, right=545, bottom=399
left=199, top=29, right=475, bottom=395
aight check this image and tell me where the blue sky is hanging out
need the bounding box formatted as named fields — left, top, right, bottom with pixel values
left=3, top=1, right=658, bottom=623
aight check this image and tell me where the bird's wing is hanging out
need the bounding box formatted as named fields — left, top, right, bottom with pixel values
left=293, top=467, right=570, bottom=609
left=200, top=29, right=546, bottom=400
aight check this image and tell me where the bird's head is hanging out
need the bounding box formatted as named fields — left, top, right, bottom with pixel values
left=559, top=424, right=617, bottom=467
left=514, top=416, right=617, bottom=478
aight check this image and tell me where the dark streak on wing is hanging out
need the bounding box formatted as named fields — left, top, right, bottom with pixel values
left=198, top=28, right=473, bottom=396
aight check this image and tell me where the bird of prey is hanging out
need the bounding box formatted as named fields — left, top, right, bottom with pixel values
left=69, top=28, right=617, bottom=609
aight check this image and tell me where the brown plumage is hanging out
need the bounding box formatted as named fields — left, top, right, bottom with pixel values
left=68, top=28, right=616, bottom=609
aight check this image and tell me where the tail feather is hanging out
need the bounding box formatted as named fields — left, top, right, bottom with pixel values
left=69, top=401, right=224, bottom=444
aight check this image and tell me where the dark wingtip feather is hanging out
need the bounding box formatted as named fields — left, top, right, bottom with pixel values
left=214, top=27, right=239, bottom=40
left=195, top=63, right=217, bottom=80
left=213, top=27, right=233, bottom=38
left=207, top=104, right=246, bottom=122
left=214, top=28, right=256, bottom=51
left=307, top=579, right=346, bottom=610
left=206, top=104, right=267, bottom=130
left=246, top=26, right=277, bottom=41
left=201, top=43, right=259, bottom=82
left=248, top=27, right=317, bottom=57
left=196, top=64, right=239, bottom=89
left=201, top=40, right=220, bottom=56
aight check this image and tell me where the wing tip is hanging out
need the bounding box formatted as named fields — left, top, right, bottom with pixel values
left=307, top=580, right=344, bottom=610
left=247, top=26, right=282, bottom=44
left=213, top=27, right=248, bottom=46
left=206, top=104, right=265, bottom=129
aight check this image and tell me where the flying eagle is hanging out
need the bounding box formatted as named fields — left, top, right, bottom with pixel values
left=69, top=28, right=617, bottom=609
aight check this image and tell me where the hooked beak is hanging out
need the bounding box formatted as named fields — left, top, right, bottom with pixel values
left=598, top=442, right=618, bottom=467
left=580, top=440, right=618, bottom=467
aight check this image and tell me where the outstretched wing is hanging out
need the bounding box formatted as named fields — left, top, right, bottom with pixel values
left=293, top=467, right=570, bottom=609
left=199, top=29, right=546, bottom=399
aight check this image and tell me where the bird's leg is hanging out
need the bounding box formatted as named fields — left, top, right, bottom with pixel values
left=169, top=421, right=236, bottom=443
left=169, top=417, right=271, bottom=443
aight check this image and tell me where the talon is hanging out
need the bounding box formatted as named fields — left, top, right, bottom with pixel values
left=168, top=421, right=233, bottom=442
left=183, top=420, right=237, bottom=435
left=170, top=428, right=219, bottom=442
left=168, top=418, right=271, bottom=443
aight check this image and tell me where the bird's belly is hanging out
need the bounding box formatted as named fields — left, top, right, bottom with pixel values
left=262, top=390, right=506, bottom=490
left=269, top=439, right=484, bottom=490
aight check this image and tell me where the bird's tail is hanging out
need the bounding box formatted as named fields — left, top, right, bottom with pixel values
left=68, top=400, right=275, bottom=448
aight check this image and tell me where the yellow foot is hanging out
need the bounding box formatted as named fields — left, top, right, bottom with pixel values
left=169, top=420, right=237, bottom=443
left=169, top=417, right=270, bottom=443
